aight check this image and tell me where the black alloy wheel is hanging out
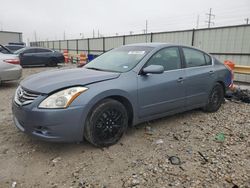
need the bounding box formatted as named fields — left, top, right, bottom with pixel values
left=84, top=99, right=128, bottom=147
left=203, top=83, right=224, bottom=112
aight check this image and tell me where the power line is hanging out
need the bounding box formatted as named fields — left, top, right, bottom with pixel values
left=205, top=8, right=215, bottom=28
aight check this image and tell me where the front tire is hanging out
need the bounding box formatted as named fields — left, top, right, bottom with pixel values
left=84, top=99, right=128, bottom=147
left=203, top=83, right=224, bottom=112
left=47, top=58, right=58, bottom=67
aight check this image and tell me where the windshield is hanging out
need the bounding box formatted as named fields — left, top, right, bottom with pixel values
left=85, top=46, right=153, bottom=72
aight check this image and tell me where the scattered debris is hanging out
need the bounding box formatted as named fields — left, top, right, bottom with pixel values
left=155, top=139, right=164, bottom=144
left=169, top=156, right=181, bottom=165
left=232, top=184, right=239, bottom=188
left=198, top=151, right=209, bottom=163
left=186, top=147, right=193, bottom=155
left=131, top=179, right=140, bottom=186
left=225, top=176, right=233, bottom=183
left=215, top=133, right=225, bottom=142
left=173, top=134, right=180, bottom=141
left=11, top=181, right=17, bottom=188
left=52, top=157, right=61, bottom=163
left=226, top=88, right=250, bottom=103
left=145, top=126, right=154, bottom=135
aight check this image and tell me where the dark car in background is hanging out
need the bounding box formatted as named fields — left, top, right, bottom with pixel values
left=5, top=44, right=25, bottom=52
left=12, top=43, right=233, bottom=147
left=14, top=47, right=64, bottom=67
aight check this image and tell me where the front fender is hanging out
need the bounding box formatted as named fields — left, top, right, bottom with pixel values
left=71, top=74, right=138, bottom=128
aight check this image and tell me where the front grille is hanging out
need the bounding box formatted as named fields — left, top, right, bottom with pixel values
left=14, top=86, right=40, bottom=106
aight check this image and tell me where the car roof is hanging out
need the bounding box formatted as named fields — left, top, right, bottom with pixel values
left=5, top=44, right=24, bottom=47
left=23, top=47, right=51, bottom=50
left=124, top=43, right=210, bottom=55
left=124, top=42, right=173, bottom=48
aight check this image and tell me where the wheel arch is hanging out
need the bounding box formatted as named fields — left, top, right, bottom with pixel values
left=83, top=90, right=136, bottom=127
left=216, top=80, right=226, bottom=96
left=104, top=95, right=134, bottom=126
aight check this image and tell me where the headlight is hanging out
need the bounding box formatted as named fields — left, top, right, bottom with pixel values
left=39, top=86, right=88, bottom=109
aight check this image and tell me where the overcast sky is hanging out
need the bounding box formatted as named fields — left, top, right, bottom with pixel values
left=0, top=0, right=249, bottom=43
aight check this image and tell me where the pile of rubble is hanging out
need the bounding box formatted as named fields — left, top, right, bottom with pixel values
left=226, top=87, right=250, bottom=103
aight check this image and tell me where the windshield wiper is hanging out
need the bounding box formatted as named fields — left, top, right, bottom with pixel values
left=85, top=67, right=104, bottom=71
left=86, top=67, right=122, bottom=73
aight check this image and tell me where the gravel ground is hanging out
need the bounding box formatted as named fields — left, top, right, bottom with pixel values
left=0, top=65, right=249, bottom=188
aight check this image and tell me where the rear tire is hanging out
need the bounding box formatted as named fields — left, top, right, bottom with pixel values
left=203, top=83, right=224, bottom=112
left=84, top=99, right=128, bottom=147
left=47, top=58, right=58, bottom=67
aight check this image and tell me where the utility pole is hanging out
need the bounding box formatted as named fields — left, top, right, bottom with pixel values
left=196, top=15, right=200, bottom=29
left=98, top=30, right=100, bottom=37
left=93, top=29, right=95, bottom=38
left=145, top=20, right=148, bottom=42
left=245, top=18, right=249, bottom=24
left=205, top=8, right=215, bottom=28
left=34, top=31, right=37, bottom=42
left=0, top=21, right=3, bottom=31
left=63, top=31, right=66, bottom=40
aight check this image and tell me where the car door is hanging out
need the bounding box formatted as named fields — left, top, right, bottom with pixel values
left=20, top=49, right=37, bottom=66
left=137, top=47, right=186, bottom=118
left=34, top=48, right=53, bottom=65
left=181, top=47, right=216, bottom=107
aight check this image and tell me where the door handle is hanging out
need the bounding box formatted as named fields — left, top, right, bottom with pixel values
left=209, top=70, right=215, bottom=75
left=177, top=77, right=184, bottom=82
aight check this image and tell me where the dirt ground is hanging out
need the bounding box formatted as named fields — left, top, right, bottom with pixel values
left=0, top=65, right=249, bottom=188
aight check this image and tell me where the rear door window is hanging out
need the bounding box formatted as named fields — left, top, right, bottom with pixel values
left=36, top=48, right=51, bottom=53
left=183, top=48, right=208, bottom=68
left=24, top=49, right=37, bottom=54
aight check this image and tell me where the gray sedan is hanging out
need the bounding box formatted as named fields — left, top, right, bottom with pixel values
left=12, top=43, right=232, bottom=147
left=0, top=53, right=22, bottom=84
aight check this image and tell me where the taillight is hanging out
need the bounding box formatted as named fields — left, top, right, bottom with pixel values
left=3, top=59, right=20, bottom=65
left=224, top=60, right=235, bottom=89
left=229, top=70, right=234, bottom=89
left=224, top=64, right=234, bottom=89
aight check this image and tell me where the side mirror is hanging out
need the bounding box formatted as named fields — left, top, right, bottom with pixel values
left=142, top=65, right=164, bottom=75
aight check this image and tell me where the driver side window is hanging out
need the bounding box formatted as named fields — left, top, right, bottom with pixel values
left=146, top=47, right=181, bottom=71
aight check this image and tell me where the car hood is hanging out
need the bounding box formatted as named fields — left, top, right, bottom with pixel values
left=21, top=68, right=120, bottom=94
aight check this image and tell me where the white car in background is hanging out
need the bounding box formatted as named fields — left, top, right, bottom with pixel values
left=0, top=48, right=22, bottom=84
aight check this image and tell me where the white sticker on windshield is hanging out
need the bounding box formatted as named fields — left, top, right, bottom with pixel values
left=128, top=51, right=145, bottom=55
left=123, top=65, right=129, bottom=69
